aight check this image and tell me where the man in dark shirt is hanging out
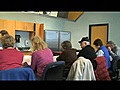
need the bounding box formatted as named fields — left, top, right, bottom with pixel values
left=77, top=37, right=97, bottom=70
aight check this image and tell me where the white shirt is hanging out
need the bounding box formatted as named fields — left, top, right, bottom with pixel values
left=96, top=50, right=104, bottom=57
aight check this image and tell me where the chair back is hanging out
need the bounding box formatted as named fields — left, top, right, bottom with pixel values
left=117, top=59, right=120, bottom=69
left=94, top=56, right=111, bottom=80
left=41, top=61, right=65, bottom=81
left=67, top=57, right=96, bottom=81
left=108, top=55, right=120, bottom=80
left=110, top=56, right=120, bottom=73
left=0, top=67, right=36, bottom=81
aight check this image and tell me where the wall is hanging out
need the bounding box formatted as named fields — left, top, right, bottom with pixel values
left=0, top=12, right=66, bottom=48
left=64, top=12, right=120, bottom=49
left=0, top=12, right=120, bottom=50
left=15, top=30, right=31, bottom=47
left=0, top=12, right=65, bottom=30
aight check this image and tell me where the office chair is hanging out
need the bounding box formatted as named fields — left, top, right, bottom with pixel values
left=0, top=67, right=36, bottom=81
left=108, top=56, right=120, bottom=80
left=41, top=61, right=65, bottom=81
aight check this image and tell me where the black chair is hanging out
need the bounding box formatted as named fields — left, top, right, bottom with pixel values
left=108, top=56, right=120, bottom=80
left=41, top=61, right=65, bottom=81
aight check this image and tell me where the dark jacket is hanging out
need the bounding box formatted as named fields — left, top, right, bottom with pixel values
left=77, top=45, right=97, bottom=61
left=56, top=48, right=77, bottom=78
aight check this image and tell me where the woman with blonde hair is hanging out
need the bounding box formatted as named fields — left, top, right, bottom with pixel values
left=30, top=35, right=54, bottom=80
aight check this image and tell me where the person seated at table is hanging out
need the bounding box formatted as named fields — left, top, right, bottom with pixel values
left=93, top=38, right=111, bottom=69
left=77, top=37, right=97, bottom=70
left=77, top=37, right=97, bottom=61
left=28, top=35, right=54, bottom=80
left=106, top=41, right=120, bottom=59
left=56, top=40, right=77, bottom=79
left=0, top=34, right=24, bottom=71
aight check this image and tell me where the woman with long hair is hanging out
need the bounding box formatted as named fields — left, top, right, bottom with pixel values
left=30, top=35, right=54, bottom=80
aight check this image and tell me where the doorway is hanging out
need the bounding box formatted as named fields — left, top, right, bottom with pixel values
left=89, top=23, right=109, bottom=51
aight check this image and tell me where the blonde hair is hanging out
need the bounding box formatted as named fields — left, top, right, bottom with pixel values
left=31, top=35, right=47, bottom=51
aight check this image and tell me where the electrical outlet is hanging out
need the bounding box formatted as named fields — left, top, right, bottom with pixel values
left=24, top=40, right=29, bottom=46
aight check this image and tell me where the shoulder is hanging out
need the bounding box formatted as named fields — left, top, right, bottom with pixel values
left=47, top=48, right=53, bottom=52
left=100, top=45, right=107, bottom=49
left=97, top=49, right=104, bottom=53
left=85, top=45, right=95, bottom=50
left=14, top=49, right=24, bottom=55
left=69, top=48, right=77, bottom=52
left=71, top=48, right=77, bottom=51
left=86, top=45, right=93, bottom=48
left=117, top=46, right=120, bottom=50
left=32, top=50, right=39, bottom=55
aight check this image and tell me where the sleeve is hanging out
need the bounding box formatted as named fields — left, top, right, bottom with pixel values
left=116, top=47, right=120, bottom=56
left=109, top=47, right=120, bottom=58
left=77, top=50, right=82, bottom=58
left=109, top=50, right=117, bottom=58
left=56, top=51, right=66, bottom=61
left=96, top=50, right=104, bottom=57
left=30, top=52, right=37, bottom=72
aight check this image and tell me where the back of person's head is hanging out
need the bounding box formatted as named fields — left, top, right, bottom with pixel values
left=93, top=39, right=103, bottom=46
left=61, top=40, right=72, bottom=50
left=78, top=37, right=90, bottom=48
left=107, top=41, right=116, bottom=48
left=0, top=34, right=15, bottom=49
left=31, top=35, right=47, bottom=51
left=78, top=37, right=90, bottom=43
left=0, top=30, right=9, bottom=36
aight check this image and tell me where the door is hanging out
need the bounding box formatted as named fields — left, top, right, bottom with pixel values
left=89, top=24, right=109, bottom=51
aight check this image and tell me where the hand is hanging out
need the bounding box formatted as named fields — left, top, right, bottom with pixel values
left=14, top=47, right=20, bottom=51
left=22, top=62, right=28, bottom=66
left=107, top=46, right=112, bottom=51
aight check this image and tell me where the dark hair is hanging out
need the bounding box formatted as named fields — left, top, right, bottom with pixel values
left=61, top=40, right=72, bottom=49
left=0, top=30, right=9, bottom=36
left=93, top=39, right=103, bottom=46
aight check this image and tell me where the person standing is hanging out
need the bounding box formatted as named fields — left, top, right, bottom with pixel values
left=93, top=38, right=111, bottom=69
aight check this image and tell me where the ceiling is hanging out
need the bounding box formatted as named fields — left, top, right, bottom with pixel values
left=22, top=11, right=84, bottom=21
